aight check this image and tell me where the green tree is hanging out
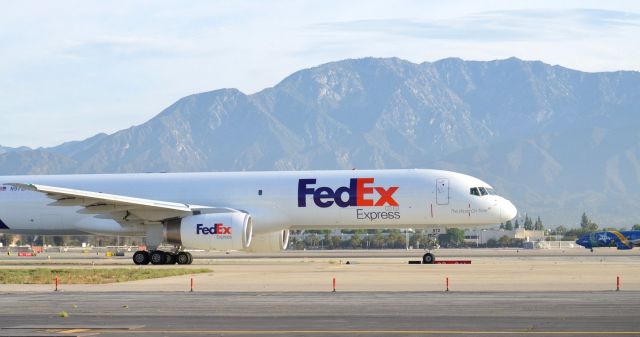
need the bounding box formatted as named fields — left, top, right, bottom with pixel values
left=486, top=238, right=499, bottom=248
left=306, top=230, right=330, bottom=235
left=504, top=220, right=513, bottom=231
left=514, top=219, right=520, bottom=229
left=332, top=236, right=343, bottom=249
left=534, top=216, right=544, bottom=231
left=370, top=233, right=385, bottom=249
left=439, top=228, right=464, bottom=248
left=580, top=212, right=598, bottom=232
left=349, top=234, right=362, bottom=249
left=498, top=235, right=511, bottom=247
left=324, top=234, right=333, bottom=249
left=290, top=237, right=304, bottom=250
left=524, top=215, right=533, bottom=230
left=412, top=232, right=438, bottom=249
left=509, top=238, right=524, bottom=247
left=554, top=225, right=567, bottom=236
left=562, top=228, right=581, bottom=241
left=387, top=230, right=406, bottom=248
left=450, top=228, right=465, bottom=246
left=580, top=212, right=590, bottom=229
left=633, top=224, right=640, bottom=231
left=304, top=234, right=320, bottom=248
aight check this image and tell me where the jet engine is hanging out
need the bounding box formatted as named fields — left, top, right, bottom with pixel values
left=164, top=213, right=252, bottom=251
left=616, top=242, right=633, bottom=250
left=244, top=230, right=290, bottom=253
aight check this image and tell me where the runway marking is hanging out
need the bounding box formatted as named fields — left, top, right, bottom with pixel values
left=90, top=329, right=640, bottom=335
left=56, top=328, right=90, bottom=333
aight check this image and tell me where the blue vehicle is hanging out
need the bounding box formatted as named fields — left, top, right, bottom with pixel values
left=576, top=230, right=640, bottom=251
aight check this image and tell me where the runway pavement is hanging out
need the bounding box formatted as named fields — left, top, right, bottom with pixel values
left=2, top=247, right=639, bottom=263
left=2, top=249, right=640, bottom=336
left=0, top=291, right=639, bottom=337
left=2, top=249, right=639, bottom=292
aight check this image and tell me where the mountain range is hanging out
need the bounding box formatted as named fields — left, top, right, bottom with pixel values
left=1, top=57, right=639, bottom=227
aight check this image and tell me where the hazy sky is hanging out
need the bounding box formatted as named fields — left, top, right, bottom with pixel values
left=1, top=0, right=639, bottom=148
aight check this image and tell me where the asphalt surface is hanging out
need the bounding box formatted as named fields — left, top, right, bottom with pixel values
left=3, top=247, right=638, bottom=263
left=1, top=291, right=639, bottom=336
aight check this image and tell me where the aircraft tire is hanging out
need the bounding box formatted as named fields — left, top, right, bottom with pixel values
left=150, top=250, right=166, bottom=265
left=186, top=252, right=193, bottom=265
left=176, top=252, right=190, bottom=265
left=165, top=252, right=176, bottom=264
left=133, top=251, right=150, bottom=265
left=422, top=252, right=435, bottom=264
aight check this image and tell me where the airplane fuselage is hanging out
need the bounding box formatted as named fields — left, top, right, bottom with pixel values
left=0, top=169, right=516, bottom=236
left=576, top=230, right=640, bottom=250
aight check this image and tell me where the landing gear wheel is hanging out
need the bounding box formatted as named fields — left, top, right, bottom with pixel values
left=150, top=250, right=166, bottom=265
left=176, top=252, right=190, bottom=265
left=133, top=251, right=150, bottom=265
left=422, top=252, right=435, bottom=264
left=186, top=252, right=193, bottom=265
left=165, top=252, right=176, bottom=264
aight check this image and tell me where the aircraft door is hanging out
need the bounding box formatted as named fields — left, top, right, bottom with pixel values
left=436, top=178, right=449, bottom=205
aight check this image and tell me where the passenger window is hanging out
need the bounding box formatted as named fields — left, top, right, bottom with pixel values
left=470, top=187, right=480, bottom=196
left=479, top=187, right=488, bottom=196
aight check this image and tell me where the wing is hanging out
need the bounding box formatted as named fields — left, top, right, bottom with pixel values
left=5, top=183, right=231, bottom=225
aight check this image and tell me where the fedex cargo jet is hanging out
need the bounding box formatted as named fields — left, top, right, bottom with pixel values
left=0, top=169, right=517, bottom=264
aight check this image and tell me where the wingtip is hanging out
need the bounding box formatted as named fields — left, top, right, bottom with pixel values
left=3, top=183, right=37, bottom=191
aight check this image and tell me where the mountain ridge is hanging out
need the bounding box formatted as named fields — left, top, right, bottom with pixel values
left=1, top=57, right=639, bottom=227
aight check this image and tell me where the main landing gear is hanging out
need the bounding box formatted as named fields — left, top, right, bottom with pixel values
left=133, top=250, right=193, bottom=265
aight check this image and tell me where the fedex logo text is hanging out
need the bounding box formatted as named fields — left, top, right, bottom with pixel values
left=196, top=223, right=231, bottom=235
left=298, top=178, right=399, bottom=208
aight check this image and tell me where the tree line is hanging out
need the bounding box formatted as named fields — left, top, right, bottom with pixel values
left=548, top=212, right=640, bottom=241
left=499, top=214, right=544, bottom=231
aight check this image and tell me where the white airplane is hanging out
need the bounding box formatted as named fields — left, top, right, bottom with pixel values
left=0, top=169, right=516, bottom=264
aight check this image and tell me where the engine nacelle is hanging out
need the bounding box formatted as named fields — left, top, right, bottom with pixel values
left=616, top=242, right=633, bottom=250
left=165, top=213, right=252, bottom=251
left=244, top=230, right=290, bottom=253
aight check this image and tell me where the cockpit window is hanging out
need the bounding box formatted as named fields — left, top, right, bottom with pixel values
left=471, top=186, right=497, bottom=196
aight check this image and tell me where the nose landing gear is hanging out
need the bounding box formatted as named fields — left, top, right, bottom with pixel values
left=422, top=252, right=435, bottom=264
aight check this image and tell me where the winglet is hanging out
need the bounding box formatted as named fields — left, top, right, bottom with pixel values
left=4, top=183, right=36, bottom=191
left=0, top=218, right=9, bottom=230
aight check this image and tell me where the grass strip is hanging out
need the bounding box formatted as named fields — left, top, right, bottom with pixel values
left=0, top=268, right=212, bottom=284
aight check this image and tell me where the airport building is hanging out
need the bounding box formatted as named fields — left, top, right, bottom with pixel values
left=463, top=228, right=578, bottom=248
left=463, top=228, right=545, bottom=244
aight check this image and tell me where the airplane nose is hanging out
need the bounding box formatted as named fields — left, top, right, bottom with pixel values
left=575, top=236, right=590, bottom=248
left=500, top=200, right=517, bottom=222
